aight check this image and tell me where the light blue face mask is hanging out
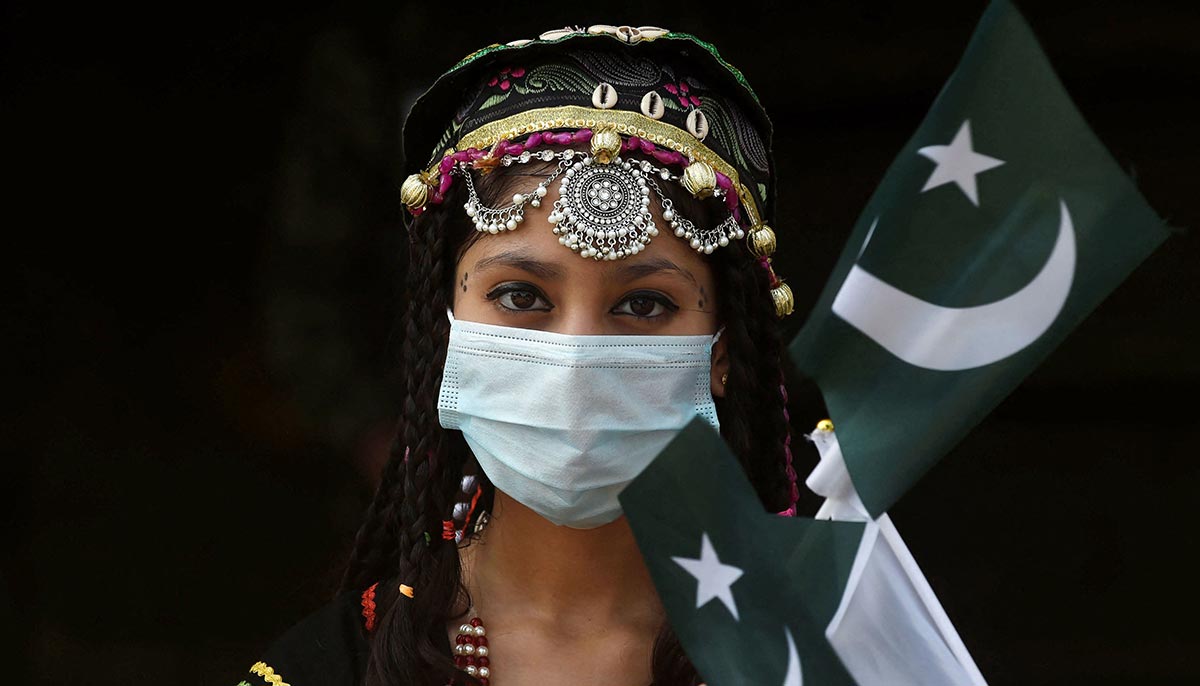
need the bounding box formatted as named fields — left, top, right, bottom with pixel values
left=437, top=308, right=723, bottom=529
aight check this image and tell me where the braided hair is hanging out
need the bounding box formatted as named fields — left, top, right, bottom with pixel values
left=340, top=152, right=797, bottom=686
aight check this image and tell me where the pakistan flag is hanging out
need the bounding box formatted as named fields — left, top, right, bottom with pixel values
left=789, top=0, right=1172, bottom=517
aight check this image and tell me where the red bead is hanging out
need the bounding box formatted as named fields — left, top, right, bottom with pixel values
left=480, top=680, right=489, bottom=686
left=455, top=634, right=467, bottom=644
left=477, top=636, right=488, bottom=646
left=478, top=657, right=489, bottom=667
left=527, top=132, right=543, bottom=147
left=470, top=618, right=482, bottom=626
left=466, top=655, right=476, bottom=666
left=573, top=129, right=593, bottom=142
left=455, top=656, right=467, bottom=667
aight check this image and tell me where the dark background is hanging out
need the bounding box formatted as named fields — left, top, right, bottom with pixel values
left=5, top=1, right=1198, bottom=684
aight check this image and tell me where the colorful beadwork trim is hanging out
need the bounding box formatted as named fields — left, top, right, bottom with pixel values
left=450, top=105, right=743, bottom=194
left=361, top=582, right=378, bottom=632
left=249, top=661, right=290, bottom=686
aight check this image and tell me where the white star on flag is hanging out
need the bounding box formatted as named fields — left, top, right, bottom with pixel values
left=672, top=532, right=744, bottom=620
left=917, top=119, right=1005, bottom=206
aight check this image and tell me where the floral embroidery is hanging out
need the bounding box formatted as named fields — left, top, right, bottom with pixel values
left=237, top=681, right=252, bottom=686
left=361, top=582, right=379, bottom=631
left=487, top=66, right=526, bottom=92
left=663, top=80, right=701, bottom=108
left=249, top=661, right=290, bottom=686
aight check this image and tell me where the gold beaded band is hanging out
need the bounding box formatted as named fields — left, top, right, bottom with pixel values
left=249, top=661, right=290, bottom=686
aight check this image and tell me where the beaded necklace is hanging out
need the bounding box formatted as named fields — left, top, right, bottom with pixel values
left=451, top=614, right=491, bottom=683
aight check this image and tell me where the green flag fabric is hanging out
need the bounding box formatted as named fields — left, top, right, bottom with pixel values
left=620, top=418, right=865, bottom=685
left=788, top=0, right=1171, bottom=517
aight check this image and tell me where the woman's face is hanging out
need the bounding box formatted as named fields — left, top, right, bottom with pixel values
left=452, top=177, right=729, bottom=397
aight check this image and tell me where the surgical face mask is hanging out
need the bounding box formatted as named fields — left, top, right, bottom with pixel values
left=437, top=308, right=722, bottom=529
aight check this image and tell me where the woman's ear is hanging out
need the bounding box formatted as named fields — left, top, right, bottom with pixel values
left=710, top=332, right=730, bottom=398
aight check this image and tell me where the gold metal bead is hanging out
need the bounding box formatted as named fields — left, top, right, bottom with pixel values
left=771, top=281, right=795, bottom=317
left=681, top=160, right=717, bottom=198
left=816, top=419, right=834, bottom=432
left=590, top=123, right=622, bottom=164
left=749, top=224, right=777, bottom=257
left=400, top=173, right=430, bottom=211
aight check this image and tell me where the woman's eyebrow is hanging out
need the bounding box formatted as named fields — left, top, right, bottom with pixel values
left=612, top=257, right=698, bottom=286
left=473, top=249, right=563, bottom=279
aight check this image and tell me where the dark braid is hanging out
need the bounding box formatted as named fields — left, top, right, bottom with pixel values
left=340, top=149, right=793, bottom=686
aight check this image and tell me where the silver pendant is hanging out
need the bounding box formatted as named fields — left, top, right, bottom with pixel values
left=549, top=156, right=659, bottom=260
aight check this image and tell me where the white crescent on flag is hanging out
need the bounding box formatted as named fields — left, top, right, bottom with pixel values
left=782, top=626, right=803, bottom=686
left=831, top=200, right=1076, bottom=371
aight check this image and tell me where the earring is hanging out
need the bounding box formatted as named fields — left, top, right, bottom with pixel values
left=721, top=372, right=728, bottom=386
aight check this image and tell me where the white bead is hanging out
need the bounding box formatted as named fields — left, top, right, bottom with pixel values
left=459, top=624, right=473, bottom=634
left=674, top=227, right=685, bottom=237
left=719, top=236, right=729, bottom=247
left=535, top=185, right=548, bottom=197
left=465, top=665, right=478, bottom=676
left=465, top=205, right=476, bottom=218
left=462, top=643, right=475, bottom=655
left=479, top=666, right=491, bottom=678
left=704, top=244, right=715, bottom=254
left=473, top=625, right=486, bottom=637
left=506, top=219, right=517, bottom=230
left=690, top=238, right=701, bottom=249
left=477, top=645, right=489, bottom=657
left=663, top=209, right=674, bottom=221
left=530, top=198, right=540, bottom=207
left=513, top=193, right=524, bottom=205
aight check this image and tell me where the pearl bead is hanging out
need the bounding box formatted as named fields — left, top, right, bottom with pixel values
left=477, top=645, right=489, bottom=657
left=535, top=185, right=547, bottom=197
left=465, top=665, right=478, bottom=676
left=505, top=219, right=517, bottom=230
left=473, top=625, right=486, bottom=637
left=690, top=238, right=701, bottom=249
left=479, top=667, right=491, bottom=678
left=513, top=193, right=524, bottom=204
left=462, top=644, right=475, bottom=655
left=459, top=624, right=473, bottom=634
left=663, top=209, right=674, bottom=221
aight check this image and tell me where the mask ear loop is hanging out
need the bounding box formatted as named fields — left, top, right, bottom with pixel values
left=447, top=306, right=456, bottom=324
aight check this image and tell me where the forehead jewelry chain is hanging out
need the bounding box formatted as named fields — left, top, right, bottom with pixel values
left=456, top=147, right=744, bottom=260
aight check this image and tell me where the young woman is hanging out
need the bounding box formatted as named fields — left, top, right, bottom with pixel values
left=239, top=25, right=800, bottom=686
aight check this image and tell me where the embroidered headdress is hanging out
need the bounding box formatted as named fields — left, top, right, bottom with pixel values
left=399, top=25, right=793, bottom=317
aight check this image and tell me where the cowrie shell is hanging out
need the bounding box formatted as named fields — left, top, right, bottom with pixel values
left=686, top=109, right=709, bottom=141
left=640, top=91, right=664, bottom=119
left=540, top=27, right=578, bottom=40
left=592, top=82, right=618, bottom=109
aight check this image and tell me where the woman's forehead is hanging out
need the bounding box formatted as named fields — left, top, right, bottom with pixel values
left=458, top=179, right=715, bottom=285
left=458, top=190, right=710, bottom=286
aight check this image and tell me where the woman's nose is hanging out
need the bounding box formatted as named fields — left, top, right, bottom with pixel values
left=545, top=300, right=611, bottom=336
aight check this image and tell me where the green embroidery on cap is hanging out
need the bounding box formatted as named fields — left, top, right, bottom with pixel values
left=663, top=32, right=761, bottom=106
left=443, top=31, right=761, bottom=108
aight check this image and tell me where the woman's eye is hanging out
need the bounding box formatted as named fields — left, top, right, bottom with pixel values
left=613, top=292, right=678, bottom=319
left=487, top=284, right=552, bottom=312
